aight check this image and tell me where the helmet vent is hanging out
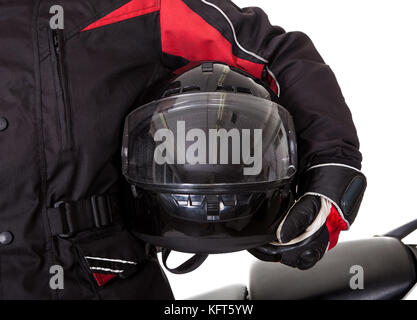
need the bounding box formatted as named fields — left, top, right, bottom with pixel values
left=206, top=195, right=220, bottom=219
left=217, top=85, right=234, bottom=92
left=163, top=86, right=201, bottom=98
left=236, top=87, right=253, bottom=95
left=182, top=86, right=201, bottom=93
left=162, top=87, right=181, bottom=98
left=217, top=85, right=253, bottom=95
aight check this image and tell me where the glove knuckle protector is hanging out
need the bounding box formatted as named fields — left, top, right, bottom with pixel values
left=280, top=224, right=329, bottom=270
left=249, top=223, right=329, bottom=270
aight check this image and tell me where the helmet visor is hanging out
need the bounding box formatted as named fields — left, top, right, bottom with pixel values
left=122, top=92, right=297, bottom=189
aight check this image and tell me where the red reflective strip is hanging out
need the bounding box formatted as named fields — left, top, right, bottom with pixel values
left=326, top=205, right=349, bottom=250
left=160, top=0, right=264, bottom=79
left=93, top=273, right=117, bottom=287
left=82, top=0, right=160, bottom=31
left=267, top=71, right=279, bottom=95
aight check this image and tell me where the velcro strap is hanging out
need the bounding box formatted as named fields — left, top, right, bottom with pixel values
left=47, top=194, right=121, bottom=237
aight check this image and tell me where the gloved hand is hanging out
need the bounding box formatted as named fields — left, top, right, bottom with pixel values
left=249, top=164, right=367, bottom=270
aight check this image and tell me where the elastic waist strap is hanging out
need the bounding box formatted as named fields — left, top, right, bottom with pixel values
left=47, top=193, right=121, bottom=238
left=161, top=248, right=208, bottom=274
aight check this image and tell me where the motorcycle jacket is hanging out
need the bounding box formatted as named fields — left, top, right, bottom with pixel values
left=0, top=0, right=361, bottom=299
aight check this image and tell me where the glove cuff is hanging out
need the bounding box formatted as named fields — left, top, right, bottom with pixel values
left=298, top=163, right=367, bottom=227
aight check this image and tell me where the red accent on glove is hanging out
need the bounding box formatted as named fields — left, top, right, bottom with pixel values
left=93, top=273, right=117, bottom=287
left=326, top=205, right=349, bottom=250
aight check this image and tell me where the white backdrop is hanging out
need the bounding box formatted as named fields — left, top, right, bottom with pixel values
left=161, top=0, right=417, bottom=299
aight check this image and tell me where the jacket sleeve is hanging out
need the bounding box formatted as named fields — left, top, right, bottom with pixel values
left=159, top=0, right=362, bottom=171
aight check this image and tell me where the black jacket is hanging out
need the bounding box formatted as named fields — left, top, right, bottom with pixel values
left=0, top=0, right=361, bottom=299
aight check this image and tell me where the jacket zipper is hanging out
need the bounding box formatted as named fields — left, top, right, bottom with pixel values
left=51, top=29, right=73, bottom=150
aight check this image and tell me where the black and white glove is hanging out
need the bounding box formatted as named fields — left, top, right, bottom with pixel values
left=249, top=164, right=367, bottom=270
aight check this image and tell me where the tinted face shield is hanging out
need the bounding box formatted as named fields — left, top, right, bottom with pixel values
left=122, top=92, right=297, bottom=193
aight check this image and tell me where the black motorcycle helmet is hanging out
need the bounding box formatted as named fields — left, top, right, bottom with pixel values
left=122, top=62, right=297, bottom=257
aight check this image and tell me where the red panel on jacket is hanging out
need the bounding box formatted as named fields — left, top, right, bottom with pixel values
left=160, top=0, right=265, bottom=80
left=82, top=0, right=160, bottom=31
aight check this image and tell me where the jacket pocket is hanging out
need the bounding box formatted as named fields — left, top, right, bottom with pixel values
left=70, top=227, right=174, bottom=300
left=73, top=227, right=146, bottom=287
left=49, top=28, right=74, bottom=151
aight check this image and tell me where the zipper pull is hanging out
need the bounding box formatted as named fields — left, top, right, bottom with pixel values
left=52, top=30, right=60, bottom=54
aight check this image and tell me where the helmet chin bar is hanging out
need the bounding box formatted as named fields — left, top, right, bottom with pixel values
left=157, top=193, right=265, bottom=223
left=130, top=185, right=284, bottom=223
left=129, top=182, right=295, bottom=255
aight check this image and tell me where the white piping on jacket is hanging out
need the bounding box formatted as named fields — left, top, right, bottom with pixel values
left=307, top=163, right=362, bottom=174
left=200, top=0, right=269, bottom=63
left=85, top=256, right=137, bottom=265
left=266, top=66, right=281, bottom=97
left=201, top=1, right=282, bottom=96
left=90, top=266, right=124, bottom=273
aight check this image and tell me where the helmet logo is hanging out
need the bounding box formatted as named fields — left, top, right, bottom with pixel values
left=153, top=121, right=262, bottom=175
